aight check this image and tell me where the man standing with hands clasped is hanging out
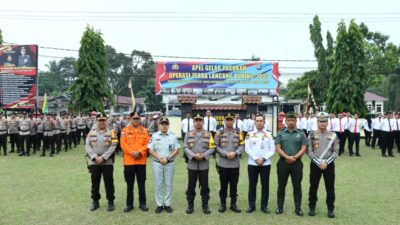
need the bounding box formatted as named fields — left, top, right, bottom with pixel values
left=307, top=112, right=339, bottom=218
left=148, top=117, right=180, bottom=213
left=275, top=112, right=308, bottom=216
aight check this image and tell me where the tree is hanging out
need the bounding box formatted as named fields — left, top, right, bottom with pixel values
left=326, top=20, right=368, bottom=115
left=69, top=26, right=114, bottom=112
left=285, top=70, right=317, bottom=100
left=0, top=28, right=3, bottom=44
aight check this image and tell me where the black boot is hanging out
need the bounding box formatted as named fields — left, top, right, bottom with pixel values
left=230, top=198, right=241, bottom=213
left=107, top=200, right=115, bottom=212
left=186, top=199, right=194, bottom=214
left=218, top=199, right=226, bottom=213
left=202, top=200, right=211, bottom=214
left=90, top=201, right=99, bottom=211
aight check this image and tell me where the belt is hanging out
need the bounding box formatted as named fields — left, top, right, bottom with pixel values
left=20, top=129, right=30, bottom=132
left=153, top=160, right=175, bottom=164
left=45, top=130, right=53, bottom=131
left=60, top=129, right=67, bottom=131
left=0, top=130, right=6, bottom=131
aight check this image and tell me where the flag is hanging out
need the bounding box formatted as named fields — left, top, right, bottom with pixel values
left=128, top=79, right=135, bottom=111
left=42, top=92, right=48, bottom=113
left=306, top=83, right=311, bottom=112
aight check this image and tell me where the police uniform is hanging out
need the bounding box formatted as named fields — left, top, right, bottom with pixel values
left=244, top=116, right=275, bottom=213
left=86, top=113, right=118, bottom=212
left=214, top=113, right=244, bottom=213
left=307, top=112, right=339, bottom=218
left=274, top=113, right=308, bottom=216
left=18, top=54, right=32, bottom=67
left=53, top=114, right=61, bottom=154
left=18, top=113, right=31, bottom=156
left=8, top=114, right=20, bottom=153
left=120, top=112, right=150, bottom=212
left=148, top=117, right=180, bottom=213
left=184, top=113, right=215, bottom=214
left=69, top=115, right=77, bottom=148
left=36, top=115, right=44, bottom=149
left=42, top=115, right=55, bottom=157
left=0, top=113, right=8, bottom=155
left=77, top=114, right=86, bottom=145
left=28, top=116, right=38, bottom=154
left=59, top=113, right=69, bottom=151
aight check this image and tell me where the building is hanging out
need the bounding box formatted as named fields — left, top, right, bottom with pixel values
left=364, top=91, right=387, bottom=114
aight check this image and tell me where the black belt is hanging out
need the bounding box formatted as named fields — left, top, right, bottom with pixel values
left=153, top=160, right=175, bottom=164
left=0, top=130, right=6, bottom=131
left=60, top=129, right=67, bottom=131
left=20, top=129, right=30, bottom=132
left=44, top=130, right=53, bottom=131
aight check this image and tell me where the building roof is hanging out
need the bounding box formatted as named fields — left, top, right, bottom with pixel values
left=364, top=91, right=388, bottom=102
left=242, top=96, right=262, bottom=104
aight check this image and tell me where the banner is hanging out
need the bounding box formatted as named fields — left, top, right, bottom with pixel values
left=0, top=45, right=38, bottom=109
left=155, top=61, right=279, bottom=95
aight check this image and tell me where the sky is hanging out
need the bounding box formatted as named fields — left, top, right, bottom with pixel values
left=1, top=0, right=399, bottom=86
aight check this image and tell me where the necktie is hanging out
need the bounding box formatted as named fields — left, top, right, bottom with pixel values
left=187, top=119, right=190, bottom=133
left=340, top=118, right=343, bottom=133
left=207, top=117, right=210, bottom=131
left=388, top=119, right=391, bottom=132
left=354, top=119, right=357, bottom=133
left=236, top=120, right=238, bottom=130
left=397, top=119, right=399, bottom=131
left=330, top=120, right=333, bottom=131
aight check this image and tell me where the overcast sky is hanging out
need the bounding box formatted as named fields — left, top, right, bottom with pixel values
left=1, top=0, right=399, bottom=85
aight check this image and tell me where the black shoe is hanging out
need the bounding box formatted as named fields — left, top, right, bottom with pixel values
left=202, top=205, right=211, bottom=214
left=349, top=154, right=353, bottom=157
left=328, top=210, right=335, bottom=218
left=230, top=205, right=241, bottom=213
left=164, top=206, right=173, bottom=213
left=186, top=205, right=194, bottom=214
left=308, top=208, right=316, bottom=216
left=356, top=154, right=361, bottom=157
left=389, top=155, right=395, bottom=157
left=9, top=150, right=15, bottom=153
left=18, top=152, right=25, bottom=156
left=40, top=154, right=45, bottom=157
left=295, top=208, right=304, bottom=216
left=25, top=152, right=30, bottom=156
left=382, top=154, right=387, bottom=157
left=107, top=201, right=115, bottom=212
left=246, top=207, right=255, bottom=213
left=155, top=206, right=163, bottom=214
left=90, top=201, right=99, bottom=211
left=139, top=204, right=148, bottom=212
left=261, top=206, right=270, bottom=214
left=275, top=207, right=283, bottom=214
left=218, top=204, right=226, bottom=213
left=123, top=205, right=133, bottom=212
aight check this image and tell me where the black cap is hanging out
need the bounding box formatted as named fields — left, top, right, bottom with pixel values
left=224, top=113, right=234, bottom=120
left=193, top=113, right=203, bottom=120
left=159, top=117, right=169, bottom=124
left=97, top=113, right=107, bottom=121
left=130, top=112, right=140, bottom=118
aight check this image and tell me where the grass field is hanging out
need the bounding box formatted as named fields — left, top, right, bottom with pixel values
left=0, top=141, right=399, bottom=225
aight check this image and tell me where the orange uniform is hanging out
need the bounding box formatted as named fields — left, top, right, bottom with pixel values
left=120, top=124, right=150, bottom=165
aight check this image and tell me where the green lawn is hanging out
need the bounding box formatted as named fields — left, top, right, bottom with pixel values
left=0, top=141, right=399, bottom=225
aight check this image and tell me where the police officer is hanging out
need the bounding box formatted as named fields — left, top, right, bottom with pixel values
left=275, top=112, right=308, bottom=216
left=0, top=112, right=8, bottom=156
left=86, top=113, right=118, bottom=212
left=77, top=112, right=86, bottom=145
left=148, top=117, right=180, bottom=213
left=59, top=112, right=69, bottom=152
left=53, top=113, right=61, bottom=154
left=18, top=112, right=31, bottom=156
left=8, top=113, right=20, bottom=153
left=214, top=113, right=244, bottom=213
left=28, top=114, right=38, bottom=154
left=69, top=114, right=77, bottom=148
left=307, top=112, right=339, bottom=218
left=184, top=113, right=215, bottom=214
left=17, top=46, right=32, bottom=67
left=120, top=112, right=150, bottom=213
left=36, top=113, right=44, bottom=149
left=245, top=113, right=275, bottom=214
left=41, top=113, right=55, bottom=157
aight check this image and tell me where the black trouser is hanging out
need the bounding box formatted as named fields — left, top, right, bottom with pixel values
left=248, top=165, right=271, bottom=208
left=76, top=128, right=84, bottom=144
left=68, top=131, right=77, bottom=148
left=348, top=132, right=360, bottom=155
left=335, top=132, right=346, bottom=154
left=124, top=165, right=146, bottom=206
left=90, top=165, right=115, bottom=202
left=372, top=129, right=381, bottom=148
left=36, top=133, right=43, bottom=148
left=60, top=132, right=68, bottom=151
left=364, top=130, right=371, bottom=146
left=309, top=162, right=335, bottom=211
left=42, top=135, right=55, bottom=155
left=115, top=131, right=121, bottom=154
left=10, top=133, right=20, bottom=152
left=19, top=134, right=30, bottom=154
left=29, top=134, right=38, bottom=153
left=0, top=133, right=7, bottom=154
left=394, top=130, right=400, bottom=153
left=186, top=169, right=210, bottom=204
left=277, top=158, right=303, bottom=209
left=303, top=129, right=309, bottom=137
left=218, top=166, right=239, bottom=201
left=53, top=133, right=61, bottom=152
left=380, top=131, right=394, bottom=156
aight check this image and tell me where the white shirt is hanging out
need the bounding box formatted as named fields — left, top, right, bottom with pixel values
left=247, top=119, right=255, bottom=132
left=245, top=130, right=275, bottom=166
left=328, top=118, right=336, bottom=132
left=332, top=118, right=347, bottom=132
left=203, top=116, right=217, bottom=132
left=348, top=118, right=362, bottom=133
left=380, top=118, right=394, bottom=132
left=371, top=118, right=382, bottom=130
left=234, top=119, right=243, bottom=131
left=394, top=119, right=400, bottom=131
left=181, top=118, right=194, bottom=134
left=308, top=117, right=318, bottom=132
left=300, top=117, right=308, bottom=130
left=363, top=120, right=371, bottom=132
